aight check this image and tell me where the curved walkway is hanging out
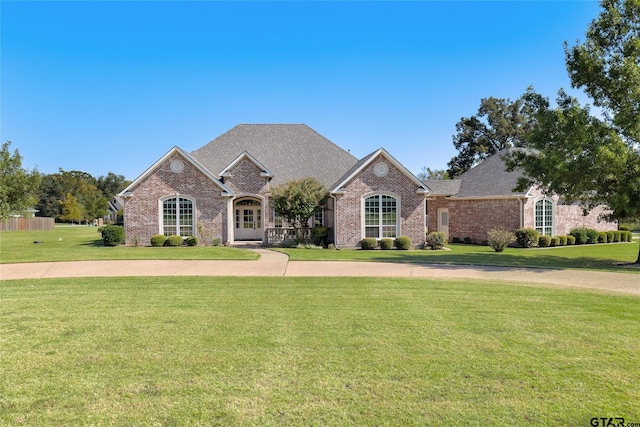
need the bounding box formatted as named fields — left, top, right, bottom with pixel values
left=1, top=249, right=638, bottom=296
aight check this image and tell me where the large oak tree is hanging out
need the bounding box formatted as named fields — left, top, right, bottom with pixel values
left=509, top=0, right=640, bottom=264
left=447, top=91, right=546, bottom=178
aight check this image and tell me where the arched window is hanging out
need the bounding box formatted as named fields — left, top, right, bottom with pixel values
left=534, top=198, right=554, bottom=236
left=364, top=194, right=398, bottom=238
left=162, top=197, right=194, bottom=237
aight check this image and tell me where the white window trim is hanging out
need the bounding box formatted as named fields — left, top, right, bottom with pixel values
left=361, top=192, right=401, bottom=239
left=159, top=195, right=196, bottom=237
left=534, top=197, right=555, bottom=236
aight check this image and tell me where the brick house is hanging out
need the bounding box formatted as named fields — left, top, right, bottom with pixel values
left=119, top=124, right=615, bottom=247
left=424, top=149, right=616, bottom=243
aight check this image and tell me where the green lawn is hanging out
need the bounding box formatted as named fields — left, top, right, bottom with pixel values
left=0, top=226, right=258, bottom=263
left=2, top=227, right=638, bottom=273
left=276, top=240, right=640, bottom=273
left=1, top=276, right=638, bottom=426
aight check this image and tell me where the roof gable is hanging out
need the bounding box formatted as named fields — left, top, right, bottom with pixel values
left=453, top=149, right=530, bottom=198
left=219, top=151, right=274, bottom=178
left=118, top=146, right=233, bottom=197
left=331, top=148, right=429, bottom=195
left=190, top=124, right=358, bottom=187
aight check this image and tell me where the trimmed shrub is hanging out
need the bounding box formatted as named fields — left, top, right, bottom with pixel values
left=569, top=228, right=593, bottom=245
left=557, top=235, right=567, bottom=246
left=613, top=231, right=621, bottom=242
left=566, top=235, right=576, bottom=245
left=361, top=238, right=378, bottom=250
left=165, top=235, right=184, bottom=247
left=211, top=238, right=222, bottom=246
left=310, top=226, right=329, bottom=246
left=328, top=243, right=337, bottom=250
left=452, top=237, right=462, bottom=244
left=186, top=236, right=198, bottom=246
left=597, top=232, right=607, bottom=243
left=101, top=225, right=125, bottom=246
left=606, top=231, right=615, bottom=243
left=151, top=234, right=167, bottom=247
left=515, top=228, right=539, bottom=248
left=425, top=232, right=446, bottom=250
left=538, top=235, right=551, bottom=248
left=395, top=236, right=412, bottom=250
left=569, top=227, right=598, bottom=244
left=622, top=230, right=632, bottom=242
left=487, top=227, right=515, bottom=252
left=550, top=236, right=561, bottom=247
left=380, top=238, right=394, bottom=250
left=463, top=237, right=474, bottom=244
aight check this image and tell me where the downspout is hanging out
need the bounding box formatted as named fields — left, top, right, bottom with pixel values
left=330, top=193, right=338, bottom=246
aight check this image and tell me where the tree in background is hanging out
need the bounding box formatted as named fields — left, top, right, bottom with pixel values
left=508, top=0, right=640, bottom=264
left=0, top=141, right=41, bottom=220
left=58, top=193, right=83, bottom=224
left=35, top=169, right=129, bottom=222
left=447, top=90, right=547, bottom=178
left=417, top=167, right=449, bottom=181
left=271, top=177, right=327, bottom=241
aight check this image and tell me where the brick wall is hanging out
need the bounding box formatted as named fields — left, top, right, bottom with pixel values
left=123, top=154, right=227, bottom=246
left=426, top=186, right=617, bottom=244
left=523, top=187, right=616, bottom=235
left=224, top=157, right=273, bottom=235
left=428, top=197, right=522, bottom=243
left=334, top=155, right=426, bottom=247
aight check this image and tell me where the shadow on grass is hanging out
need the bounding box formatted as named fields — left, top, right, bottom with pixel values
left=80, top=239, right=106, bottom=248
left=381, top=251, right=638, bottom=273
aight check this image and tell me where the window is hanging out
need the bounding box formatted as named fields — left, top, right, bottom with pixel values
left=273, top=211, right=287, bottom=228
left=364, top=194, right=398, bottom=238
left=313, top=209, right=324, bottom=227
left=162, top=197, right=194, bottom=237
left=535, top=199, right=553, bottom=236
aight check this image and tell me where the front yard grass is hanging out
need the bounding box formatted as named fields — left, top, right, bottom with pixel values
left=2, top=276, right=638, bottom=425
left=275, top=241, right=640, bottom=273
left=0, top=226, right=258, bottom=263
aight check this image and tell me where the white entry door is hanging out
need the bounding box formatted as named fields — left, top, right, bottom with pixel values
left=235, top=206, right=262, bottom=240
left=437, top=208, right=449, bottom=241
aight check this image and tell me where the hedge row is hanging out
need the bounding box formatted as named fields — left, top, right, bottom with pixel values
left=361, top=236, right=412, bottom=250
left=513, top=227, right=632, bottom=248
left=150, top=234, right=199, bottom=247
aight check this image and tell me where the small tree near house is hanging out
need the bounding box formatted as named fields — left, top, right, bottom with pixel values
left=271, top=177, right=327, bottom=242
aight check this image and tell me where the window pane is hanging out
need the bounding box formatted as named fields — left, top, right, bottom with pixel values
left=178, top=198, right=193, bottom=237
left=163, top=198, right=177, bottom=236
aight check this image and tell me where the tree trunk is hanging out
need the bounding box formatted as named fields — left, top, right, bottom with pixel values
left=635, top=238, right=640, bottom=264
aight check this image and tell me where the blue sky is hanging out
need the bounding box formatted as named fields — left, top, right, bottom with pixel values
left=2, top=1, right=601, bottom=180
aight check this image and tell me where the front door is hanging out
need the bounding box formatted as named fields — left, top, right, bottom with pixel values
left=437, top=208, right=449, bottom=241
left=235, top=199, right=262, bottom=240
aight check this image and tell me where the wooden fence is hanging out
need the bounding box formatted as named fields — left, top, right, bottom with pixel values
left=0, top=217, right=55, bottom=231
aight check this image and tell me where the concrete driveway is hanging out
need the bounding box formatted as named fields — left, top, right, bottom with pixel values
left=1, top=249, right=638, bottom=296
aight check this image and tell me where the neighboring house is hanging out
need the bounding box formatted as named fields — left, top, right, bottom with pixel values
left=107, top=196, right=124, bottom=224
left=424, top=149, right=616, bottom=243
left=119, top=125, right=616, bottom=247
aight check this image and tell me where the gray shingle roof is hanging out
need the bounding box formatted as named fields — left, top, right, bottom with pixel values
left=190, top=124, right=358, bottom=187
left=453, top=149, right=528, bottom=198
left=423, top=179, right=462, bottom=196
